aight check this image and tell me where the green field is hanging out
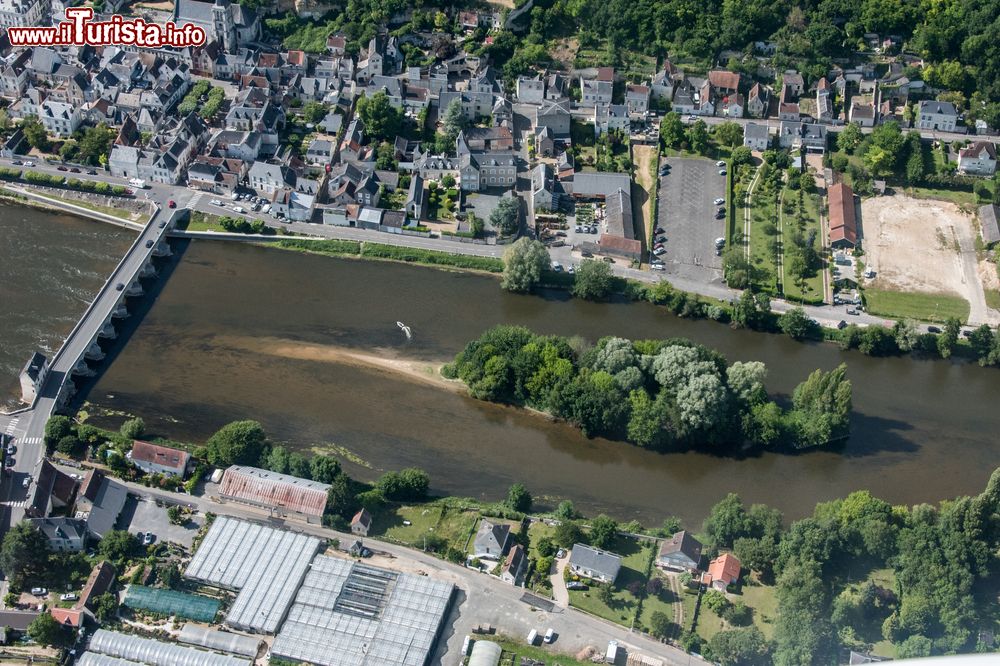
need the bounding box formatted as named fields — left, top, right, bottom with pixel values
left=864, top=288, right=971, bottom=323
left=480, top=636, right=595, bottom=666
left=905, top=186, right=977, bottom=207
left=985, top=288, right=1000, bottom=311
left=637, top=569, right=683, bottom=637
left=747, top=171, right=781, bottom=293
left=780, top=186, right=826, bottom=304
left=370, top=503, right=479, bottom=553
left=683, top=587, right=726, bottom=640
left=567, top=538, right=653, bottom=626
left=734, top=580, right=779, bottom=639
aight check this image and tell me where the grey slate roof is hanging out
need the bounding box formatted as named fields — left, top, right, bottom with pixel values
left=658, top=530, right=703, bottom=567
left=569, top=543, right=622, bottom=580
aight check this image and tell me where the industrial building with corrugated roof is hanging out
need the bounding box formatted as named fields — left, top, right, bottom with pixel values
left=184, top=515, right=321, bottom=633
left=218, top=465, right=330, bottom=522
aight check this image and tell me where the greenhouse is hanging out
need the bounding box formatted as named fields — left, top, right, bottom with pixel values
left=177, top=624, right=263, bottom=658
left=84, top=630, right=250, bottom=666
left=122, top=585, right=221, bottom=623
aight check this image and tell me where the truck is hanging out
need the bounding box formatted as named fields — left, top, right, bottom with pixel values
left=128, top=178, right=148, bottom=189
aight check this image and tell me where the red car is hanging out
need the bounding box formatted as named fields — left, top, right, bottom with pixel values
left=167, top=200, right=176, bottom=208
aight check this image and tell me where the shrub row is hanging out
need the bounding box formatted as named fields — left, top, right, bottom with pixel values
left=360, top=243, right=503, bottom=272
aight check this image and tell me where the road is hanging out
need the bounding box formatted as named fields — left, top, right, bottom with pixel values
left=119, top=479, right=703, bottom=666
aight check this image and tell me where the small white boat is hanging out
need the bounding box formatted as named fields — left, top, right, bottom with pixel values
left=397, top=321, right=412, bottom=339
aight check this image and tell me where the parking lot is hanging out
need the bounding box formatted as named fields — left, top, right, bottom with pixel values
left=122, top=494, right=204, bottom=548
left=656, top=157, right=727, bottom=282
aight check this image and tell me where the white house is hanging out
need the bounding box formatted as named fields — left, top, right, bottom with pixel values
left=917, top=100, right=958, bottom=132
left=743, top=122, right=770, bottom=152
left=957, top=141, right=997, bottom=176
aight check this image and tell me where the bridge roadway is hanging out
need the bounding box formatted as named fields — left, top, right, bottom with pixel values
left=0, top=203, right=175, bottom=527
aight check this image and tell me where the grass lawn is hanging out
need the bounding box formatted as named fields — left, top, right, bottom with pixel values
left=905, top=186, right=977, bottom=208
left=182, top=210, right=228, bottom=232
left=370, top=503, right=479, bottom=553
left=780, top=186, right=826, bottom=304
left=488, top=635, right=595, bottom=666
left=734, top=579, right=779, bottom=640
left=748, top=175, right=781, bottom=293
left=63, top=197, right=140, bottom=221
left=864, top=288, right=971, bottom=323
left=637, top=570, right=683, bottom=637
left=571, top=119, right=597, bottom=167
left=567, top=537, right=652, bottom=627
left=681, top=587, right=726, bottom=641
left=986, top=288, right=1000, bottom=311
left=632, top=144, right=657, bottom=264
left=527, top=522, right=556, bottom=562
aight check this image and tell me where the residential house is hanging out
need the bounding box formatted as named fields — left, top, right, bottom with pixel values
left=723, top=92, right=745, bottom=118
left=531, top=163, right=565, bottom=213
left=319, top=204, right=350, bottom=226
left=75, top=469, right=128, bottom=539
left=75, top=561, right=116, bottom=614
left=326, top=32, right=346, bottom=56
left=128, top=440, right=190, bottom=478
left=706, top=553, right=742, bottom=591
left=917, top=100, right=958, bottom=132
left=815, top=78, right=833, bottom=122
left=778, top=121, right=828, bottom=152
left=49, top=608, right=84, bottom=629
left=546, top=72, right=568, bottom=101
left=351, top=509, right=372, bottom=536
left=534, top=125, right=554, bottom=157
left=29, top=517, right=87, bottom=552
left=657, top=531, right=703, bottom=571
left=708, top=70, right=740, bottom=96
left=625, top=85, right=650, bottom=117
left=958, top=142, right=997, bottom=176
left=517, top=75, right=545, bottom=104
left=746, top=83, right=769, bottom=119
left=304, top=137, right=337, bottom=166
left=828, top=182, right=858, bottom=249
left=0, top=0, right=48, bottom=29
left=25, top=460, right=76, bottom=519
left=533, top=99, right=571, bottom=138
left=595, top=103, right=629, bottom=136
left=208, top=129, right=261, bottom=162
left=568, top=543, right=622, bottom=584
left=248, top=161, right=296, bottom=195
left=500, top=544, right=528, bottom=586
left=473, top=520, right=511, bottom=560
left=782, top=71, right=805, bottom=97
left=743, top=122, right=770, bottom=152
left=650, top=60, right=682, bottom=102
left=556, top=151, right=575, bottom=180
left=39, top=100, right=82, bottom=137
left=580, top=75, right=613, bottom=106
left=849, top=101, right=877, bottom=128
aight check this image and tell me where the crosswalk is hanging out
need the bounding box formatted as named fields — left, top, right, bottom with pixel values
left=3, top=418, right=18, bottom=436
left=5, top=499, right=27, bottom=508
left=21, top=437, right=41, bottom=445
left=186, top=191, right=205, bottom=210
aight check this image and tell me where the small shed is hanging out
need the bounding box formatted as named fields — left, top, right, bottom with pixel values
left=468, top=640, right=502, bottom=666
left=980, top=204, right=1000, bottom=246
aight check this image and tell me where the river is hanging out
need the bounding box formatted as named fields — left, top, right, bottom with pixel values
left=0, top=203, right=135, bottom=411
left=72, top=239, right=1000, bottom=526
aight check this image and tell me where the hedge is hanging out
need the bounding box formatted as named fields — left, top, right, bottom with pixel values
left=360, top=243, right=503, bottom=272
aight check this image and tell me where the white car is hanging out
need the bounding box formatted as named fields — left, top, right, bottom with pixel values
left=551, top=262, right=562, bottom=272
left=30, top=587, right=47, bottom=596
left=651, top=263, right=665, bottom=271
left=23, top=161, right=34, bottom=167
left=261, top=204, right=271, bottom=213
left=653, top=247, right=666, bottom=256
left=210, top=199, right=223, bottom=206
left=232, top=206, right=245, bottom=213
left=59, top=593, right=78, bottom=602
left=21, top=477, right=30, bottom=488
left=142, top=532, right=155, bottom=545
left=716, top=160, right=726, bottom=167
left=714, top=198, right=725, bottom=205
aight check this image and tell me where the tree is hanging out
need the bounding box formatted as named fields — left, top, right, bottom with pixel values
left=896, top=634, right=933, bottom=658
left=376, top=467, right=430, bottom=501
left=778, top=307, right=818, bottom=340
left=264, top=445, right=290, bottom=474
left=505, top=483, right=532, bottom=513
left=310, top=456, right=342, bottom=484
left=572, top=260, right=614, bottom=300
left=94, top=593, right=119, bottom=623
left=120, top=417, right=145, bottom=439
left=99, top=530, right=138, bottom=564
left=57, top=435, right=81, bottom=456
left=44, top=415, right=73, bottom=446
left=837, top=123, right=863, bottom=154
left=553, top=521, right=585, bottom=548
left=709, top=627, right=770, bottom=666
left=441, top=98, right=467, bottom=145
left=648, top=610, right=672, bottom=638
left=159, top=563, right=181, bottom=588
left=659, top=112, right=684, bottom=149
left=205, top=420, right=268, bottom=466
left=375, top=141, right=397, bottom=170
left=714, top=121, right=743, bottom=147
left=705, top=494, right=751, bottom=548
left=77, top=123, right=115, bottom=165
left=731, top=146, right=753, bottom=166
left=325, top=473, right=355, bottom=518
left=490, top=196, right=520, bottom=237
left=686, top=120, right=709, bottom=154
left=0, top=521, right=49, bottom=586
left=555, top=500, right=578, bottom=521
left=501, top=238, right=549, bottom=292
left=938, top=317, right=961, bottom=358
left=589, top=515, right=619, bottom=549
left=287, top=452, right=310, bottom=479
left=167, top=505, right=185, bottom=525
left=21, top=116, right=49, bottom=152
left=301, top=101, right=327, bottom=124
left=597, top=582, right=615, bottom=605
left=356, top=91, right=402, bottom=142
left=27, top=613, right=70, bottom=648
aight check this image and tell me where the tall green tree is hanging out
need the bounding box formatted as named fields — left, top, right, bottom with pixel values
left=571, top=260, right=614, bottom=300
left=0, top=522, right=49, bottom=586
left=205, top=420, right=268, bottom=466
left=356, top=91, right=402, bottom=142
left=501, top=238, right=549, bottom=292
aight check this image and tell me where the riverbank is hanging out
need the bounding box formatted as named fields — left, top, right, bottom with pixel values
left=0, top=185, right=145, bottom=229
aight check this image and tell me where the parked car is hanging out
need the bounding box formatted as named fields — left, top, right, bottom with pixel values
left=57, top=165, right=68, bottom=171
left=555, top=231, right=567, bottom=237
left=715, top=237, right=726, bottom=247
left=927, top=326, right=942, bottom=334
left=718, top=169, right=727, bottom=176
left=574, top=225, right=583, bottom=232
left=87, top=170, right=97, bottom=175
left=654, top=227, right=664, bottom=234
left=22, top=477, right=30, bottom=488
left=714, top=198, right=725, bottom=205
left=544, top=628, right=555, bottom=644
left=651, top=263, right=666, bottom=271
left=581, top=250, right=594, bottom=258
left=551, top=262, right=562, bottom=272
left=210, top=199, right=223, bottom=206
left=59, top=593, right=78, bottom=602
left=846, top=308, right=858, bottom=315
left=115, top=282, right=125, bottom=291
left=4, top=457, right=13, bottom=468
left=687, top=115, right=697, bottom=121
left=158, top=221, right=166, bottom=228
left=167, top=200, right=176, bottom=208
left=567, top=265, right=575, bottom=274
left=30, top=588, right=47, bottom=596
left=6, top=444, right=14, bottom=455
left=556, top=548, right=566, bottom=559
left=602, top=256, right=615, bottom=263
left=566, top=581, right=589, bottom=590
left=232, top=206, right=245, bottom=213
left=142, top=532, right=155, bottom=545
left=589, top=225, right=598, bottom=234
left=10, top=160, right=22, bottom=165
left=653, top=247, right=666, bottom=256
left=716, top=160, right=726, bottom=167
left=145, top=240, right=154, bottom=248
left=23, top=161, right=34, bottom=167
left=69, top=167, right=80, bottom=173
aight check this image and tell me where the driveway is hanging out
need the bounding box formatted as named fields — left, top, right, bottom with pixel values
left=550, top=553, right=569, bottom=608
left=657, top=157, right=727, bottom=283
left=120, top=494, right=203, bottom=549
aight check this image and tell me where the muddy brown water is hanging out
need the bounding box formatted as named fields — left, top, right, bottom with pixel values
left=63, top=240, right=1000, bottom=526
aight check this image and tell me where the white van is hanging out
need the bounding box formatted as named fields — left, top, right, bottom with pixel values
left=128, top=178, right=148, bottom=189
left=544, top=628, right=555, bottom=643
left=461, top=635, right=471, bottom=655
left=526, top=629, right=538, bottom=645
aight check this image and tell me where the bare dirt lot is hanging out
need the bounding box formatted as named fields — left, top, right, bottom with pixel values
left=861, top=194, right=998, bottom=325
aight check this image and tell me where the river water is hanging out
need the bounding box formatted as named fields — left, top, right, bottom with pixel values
left=0, top=203, right=134, bottom=411
left=72, top=239, right=1000, bottom=526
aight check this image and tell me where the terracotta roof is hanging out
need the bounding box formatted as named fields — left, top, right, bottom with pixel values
left=707, top=553, right=742, bottom=584
left=829, top=182, right=858, bottom=246
left=351, top=508, right=372, bottom=529
left=708, top=70, right=740, bottom=91
left=959, top=141, right=997, bottom=160
left=596, top=66, right=614, bottom=82
left=50, top=608, right=84, bottom=628
left=597, top=234, right=642, bottom=255
left=219, top=466, right=330, bottom=518
left=76, top=561, right=116, bottom=612
left=80, top=468, right=105, bottom=502
left=130, top=440, right=190, bottom=473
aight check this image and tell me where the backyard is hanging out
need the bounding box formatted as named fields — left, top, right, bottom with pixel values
left=746, top=164, right=782, bottom=294
left=567, top=537, right=654, bottom=627
left=369, top=502, right=479, bottom=555
left=780, top=184, right=826, bottom=304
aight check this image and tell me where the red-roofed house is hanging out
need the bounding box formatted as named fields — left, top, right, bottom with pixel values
left=351, top=508, right=372, bottom=536
left=49, top=607, right=84, bottom=628
left=828, top=182, right=858, bottom=249
left=707, top=553, right=742, bottom=591
left=129, top=441, right=191, bottom=478
left=708, top=70, right=741, bottom=94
